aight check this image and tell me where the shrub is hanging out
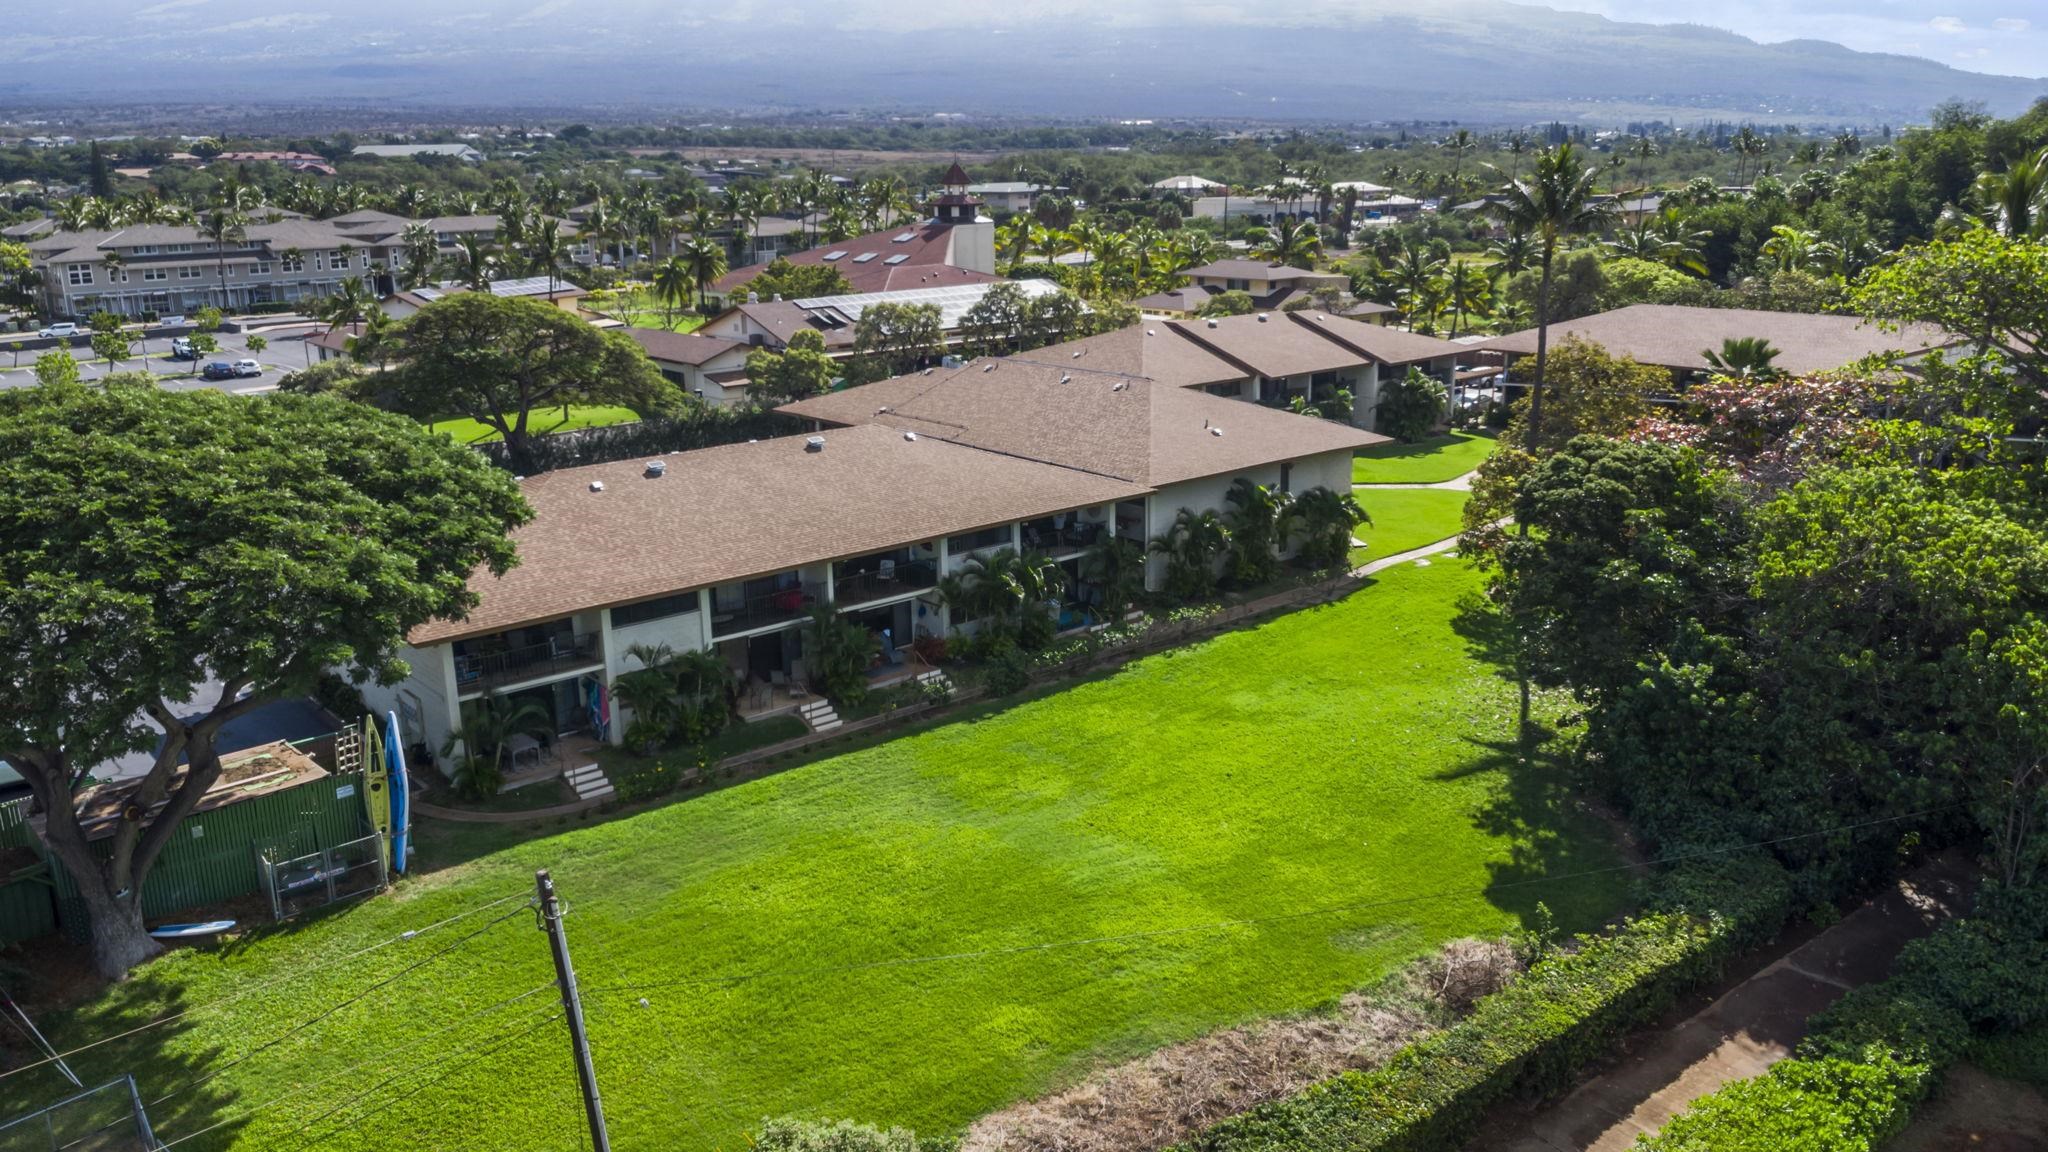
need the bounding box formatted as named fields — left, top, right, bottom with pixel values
left=1640, top=1052, right=1932, bottom=1151
left=1373, top=368, right=1448, bottom=444
left=610, top=755, right=685, bottom=804
left=985, top=647, right=1032, bottom=696
left=754, top=1117, right=945, bottom=1152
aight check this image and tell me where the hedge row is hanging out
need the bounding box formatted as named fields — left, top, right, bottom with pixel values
left=1185, top=852, right=1796, bottom=1152
left=1638, top=883, right=2048, bottom=1151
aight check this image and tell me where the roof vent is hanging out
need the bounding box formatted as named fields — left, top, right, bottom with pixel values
left=1210, top=427, right=1224, bottom=437
left=1112, top=380, right=1128, bottom=391
left=1072, top=350, right=1082, bottom=358
left=877, top=405, right=891, bottom=414
left=982, top=363, right=996, bottom=372
left=903, top=430, right=918, bottom=441
left=1256, top=313, right=1269, bottom=323
left=805, top=436, right=826, bottom=452
left=1145, top=329, right=1156, bottom=336
left=1207, top=318, right=1219, bottom=329
left=589, top=480, right=606, bottom=492
left=922, top=368, right=933, bottom=375
left=1060, top=373, right=1071, bottom=383
left=644, top=460, right=667, bottom=477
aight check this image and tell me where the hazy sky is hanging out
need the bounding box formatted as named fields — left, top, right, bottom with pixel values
left=1544, top=0, right=2045, bottom=77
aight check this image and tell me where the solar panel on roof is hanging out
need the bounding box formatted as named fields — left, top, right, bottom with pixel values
left=884, top=254, right=909, bottom=265
left=822, top=251, right=847, bottom=261
left=852, top=252, right=878, bottom=263
left=892, top=232, right=916, bottom=243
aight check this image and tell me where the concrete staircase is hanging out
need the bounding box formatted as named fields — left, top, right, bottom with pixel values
left=562, top=762, right=614, bottom=803
left=798, top=697, right=842, bottom=733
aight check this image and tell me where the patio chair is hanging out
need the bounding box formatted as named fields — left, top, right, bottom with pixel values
left=878, top=558, right=896, bottom=582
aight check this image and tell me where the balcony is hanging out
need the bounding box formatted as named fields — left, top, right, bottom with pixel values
left=833, top=558, right=938, bottom=607
left=454, top=632, right=602, bottom=694
left=710, top=585, right=815, bottom=638
left=1020, top=515, right=1105, bottom=555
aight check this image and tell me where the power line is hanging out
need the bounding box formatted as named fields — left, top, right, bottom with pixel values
left=277, top=1008, right=566, bottom=1152
left=141, top=901, right=536, bottom=1109
left=148, top=982, right=560, bottom=1150
left=0, top=889, right=532, bottom=1087
left=588, top=803, right=1966, bottom=998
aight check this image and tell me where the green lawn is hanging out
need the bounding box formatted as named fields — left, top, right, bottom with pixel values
left=1352, top=431, right=1497, bottom=485
left=1350, top=488, right=1472, bottom=568
left=40, top=561, right=1625, bottom=1152
left=427, top=405, right=643, bottom=444
left=586, top=287, right=711, bottom=333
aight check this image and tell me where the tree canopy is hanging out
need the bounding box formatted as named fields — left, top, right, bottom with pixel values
left=0, top=381, right=529, bottom=975
left=388, top=293, right=681, bottom=474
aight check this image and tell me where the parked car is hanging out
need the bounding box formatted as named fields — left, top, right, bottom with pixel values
left=169, top=337, right=196, bottom=359
left=232, top=359, right=262, bottom=378
left=160, top=315, right=187, bottom=329
left=200, top=361, right=237, bottom=380
left=37, top=323, right=77, bottom=339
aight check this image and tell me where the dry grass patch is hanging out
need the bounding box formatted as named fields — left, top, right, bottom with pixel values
left=961, top=938, right=1524, bottom=1152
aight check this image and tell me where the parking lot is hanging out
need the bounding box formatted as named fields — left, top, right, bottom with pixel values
left=0, top=323, right=328, bottom=393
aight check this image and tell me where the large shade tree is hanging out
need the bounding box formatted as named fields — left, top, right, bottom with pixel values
left=0, top=381, right=529, bottom=977
left=388, top=293, right=681, bottom=475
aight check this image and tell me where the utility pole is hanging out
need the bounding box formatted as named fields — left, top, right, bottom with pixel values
left=536, top=869, right=611, bottom=1152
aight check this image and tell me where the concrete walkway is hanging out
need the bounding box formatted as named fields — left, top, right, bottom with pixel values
left=1499, top=854, right=1977, bottom=1152
left=1352, top=471, right=1477, bottom=492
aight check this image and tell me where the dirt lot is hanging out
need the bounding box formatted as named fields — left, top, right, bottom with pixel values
left=1889, top=1065, right=2048, bottom=1152
left=625, top=146, right=1007, bottom=169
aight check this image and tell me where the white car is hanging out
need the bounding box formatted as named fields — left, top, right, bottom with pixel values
left=231, top=359, right=263, bottom=378
left=37, top=323, right=78, bottom=339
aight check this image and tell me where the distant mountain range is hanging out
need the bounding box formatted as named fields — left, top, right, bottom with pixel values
left=3, top=0, right=2041, bottom=125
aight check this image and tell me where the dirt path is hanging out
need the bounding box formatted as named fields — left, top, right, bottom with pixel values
left=1888, top=1065, right=2048, bottom=1151
left=1488, top=854, right=1977, bottom=1152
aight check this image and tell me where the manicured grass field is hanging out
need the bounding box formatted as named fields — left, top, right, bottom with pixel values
left=39, top=561, right=1624, bottom=1152
left=1350, top=488, right=1473, bottom=568
left=427, top=405, right=643, bottom=444
left=587, top=287, right=711, bottom=333
left=1351, top=430, right=1497, bottom=485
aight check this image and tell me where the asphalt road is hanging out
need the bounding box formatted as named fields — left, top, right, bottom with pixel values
left=0, top=323, right=328, bottom=393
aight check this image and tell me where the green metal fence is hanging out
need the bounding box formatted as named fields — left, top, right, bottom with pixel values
left=0, top=802, right=55, bottom=947
left=0, top=767, right=371, bottom=945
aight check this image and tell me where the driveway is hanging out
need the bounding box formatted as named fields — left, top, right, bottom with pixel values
left=0, top=323, right=325, bottom=394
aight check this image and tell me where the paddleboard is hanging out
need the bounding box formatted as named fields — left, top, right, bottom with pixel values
left=386, top=711, right=410, bottom=875
left=149, top=920, right=235, bottom=939
left=364, top=715, right=392, bottom=863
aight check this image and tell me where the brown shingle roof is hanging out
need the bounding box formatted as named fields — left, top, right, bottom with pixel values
left=620, top=326, right=748, bottom=366
left=410, top=425, right=1146, bottom=644
left=779, top=352, right=1384, bottom=487
left=1277, top=310, right=1466, bottom=366
left=1184, top=260, right=1345, bottom=284
left=1041, top=325, right=1246, bottom=390
left=713, top=220, right=964, bottom=295
left=1477, top=304, right=1961, bottom=375
left=1162, top=313, right=1380, bottom=379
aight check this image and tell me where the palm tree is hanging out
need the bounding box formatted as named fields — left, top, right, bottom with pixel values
left=1629, top=134, right=1659, bottom=193
left=1443, top=129, right=1478, bottom=185
left=316, top=276, right=375, bottom=333
left=1223, top=478, right=1286, bottom=587
left=447, top=233, right=496, bottom=291
left=1077, top=536, right=1145, bottom=624
left=1955, top=147, right=2048, bottom=239
left=1486, top=228, right=1535, bottom=280
left=1281, top=486, right=1368, bottom=570
left=679, top=233, right=728, bottom=310
left=1482, top=142, right=1612, bottom=445
left=1445, top=262, right=1493, bottom=338
left=651, top=256, right=692, bottom=329
left=197, top=206, right=249, bottom=312
left=440, top=696, right=551, bottom=798
left=1759, top=224, right=1842, bottom=276
left=1251, top=218, right=1322, bottom=269
left=1703, top=337, right=1784, bottom=380
left=398, top=222, right=439, bottom=289
left=1149, top=508, right=1231, bottom=601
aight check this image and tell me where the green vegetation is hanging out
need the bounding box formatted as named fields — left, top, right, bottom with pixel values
left=1351, top=431, right=1496, bottom=485
left=1975, top=1026, right=2048, bottom=1088
left=1349, top=489, right=1470, bottom=567
left=427, top=404, right=643, bottom=443
left=49, top=560, right=1626, bottom=1151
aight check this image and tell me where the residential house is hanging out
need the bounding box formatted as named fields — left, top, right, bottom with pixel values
left=1152, top=175, right=1227, bottom=196
left=350, top=143, right=486, bottom=163
left=380, top=276, right=589, bottom=320
left=709, top=164, right=996, bottom=303
left=355, top=351, right=1385, bottom=764
left=1478, top=304, right=1961, bottom=381
left=1152, top=310, right=1462, bottom=422
left=1177, top=260, right=1351, bottom=309
left=964, top=182, right=1057, bottom=214
left=619, top=328, right=753, bottom=404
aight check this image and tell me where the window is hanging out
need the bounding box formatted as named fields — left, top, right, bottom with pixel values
left=66, top=264, right=92, bottom=285
left=142, top=268, right=167, bottom=281
left=281, top=254, right=304, bottom=273
left=360, top=254, right=371, bottom=269
left=1279, top=462, right=1294, bottom=494
left=167, top=243, right=192, bottom=254
left=611, top=593, right=699, bottom=628
left=132, top=245, right=157, bottom=255
left=179, top=266, right=202, bottom=279
left=1226, top=278, right=1249, bottom=291
left=251, top=262, right=271, bottom=275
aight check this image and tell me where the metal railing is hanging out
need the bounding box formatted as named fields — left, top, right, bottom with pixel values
left=454, top=632, right=601, bottom=692
left=710, top=587, right=813, bottom=637
left=0, top=1077, right=161, bottom=1151
left=832, top=559, right=938, bottom=606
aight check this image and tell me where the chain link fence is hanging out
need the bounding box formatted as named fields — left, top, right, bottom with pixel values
left=259, top=831, right=388, bottom=921
left=0, top=1078, right=160, bottom=1152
